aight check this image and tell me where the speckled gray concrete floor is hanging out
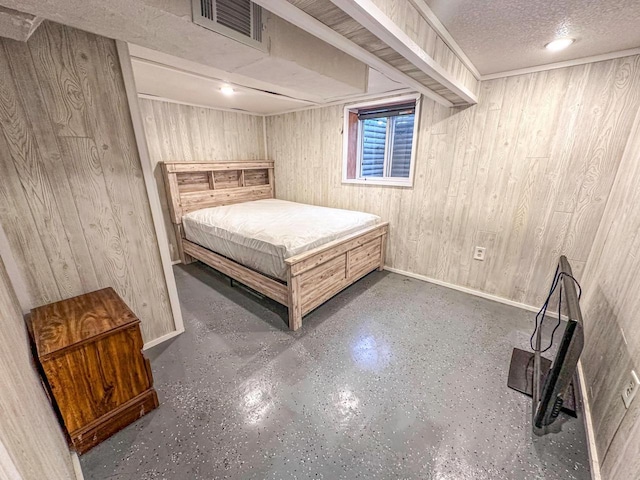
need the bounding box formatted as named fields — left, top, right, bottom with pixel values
left=81, top=264, right=591, bottom=480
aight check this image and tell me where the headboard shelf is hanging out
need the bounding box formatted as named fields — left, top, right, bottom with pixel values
left=164, top=161, right=273, bottom=173
left=161, top=161, right=275, bottom=224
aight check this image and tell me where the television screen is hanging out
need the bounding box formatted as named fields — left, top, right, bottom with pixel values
left=507, top=255, right=584, bottom=435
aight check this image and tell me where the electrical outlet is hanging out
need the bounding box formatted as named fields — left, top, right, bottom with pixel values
left=473, top=246, right=486, bottom=261
left=622, top=370, right=640, bottom=409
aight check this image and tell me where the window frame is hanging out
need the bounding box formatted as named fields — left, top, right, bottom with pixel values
left=342, top=93, right=421, bottom=187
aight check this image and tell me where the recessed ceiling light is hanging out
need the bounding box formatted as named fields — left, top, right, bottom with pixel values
left=220, top=85, right=235, bottom=95
left=545, top=38, right=575, bottom=52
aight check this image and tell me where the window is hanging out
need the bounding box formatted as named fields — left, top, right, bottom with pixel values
left=343, top=94, right=420, bottom=187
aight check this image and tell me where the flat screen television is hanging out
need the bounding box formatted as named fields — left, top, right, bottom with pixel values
left=507, top=255, right=584, bottom=435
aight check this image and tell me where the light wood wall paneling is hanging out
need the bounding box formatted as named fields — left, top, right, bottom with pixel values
left=580, top=105, right=640, bottom=479
left=0, top=36, right=87, bottom=304
left=0, top=21, right=175, bottom=343
left=139, top=98, right=266, bottom=261
left=71, top=27, right=171, bottom=336
left=284, top=0, right=475, bottom=105
left=266, top=55, right=640, bottom=311
left=0, top=256, right=76, bottom=479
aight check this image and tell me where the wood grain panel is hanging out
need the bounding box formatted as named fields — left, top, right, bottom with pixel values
left=0, top=119, right=61, bottom=305
left=27, top=21, right=90, bottom=138
left=368, top=0, right=478, bottom=94
left=0, top=38, right=85, bottom=303
left=165, top=161, right=272, bottom=172
left=348, top=237, right=382, bottom=280
left=71, top=389, right=158, bottom=454
left=244, top=168, right=269, bottom=186
left=299, top=254, right=347, bottom=311
left=286, top=0, right=478, bottom=104
left=31, top=287, right=138, bottom=358
left=0, top=256, right=76, bottom=479
left=43, top=326, right=151, bottom=435
left=580, top=106, right=640, bottom=479
left=0, top=22, right=175, bottom=343
left=76, top=28, right=173, bottom=343
left=139, top=98, right=266, bottom=261
left=286, top=223, right=388, bottom=276
left=180, top=185, right=273, bottom=211
left=213, top=169, right=242, bottom=189
left=182, top=240, right=288, bottom=305
left=267, top=55, right=640, bottom=311
left=177, top=171, right=210, bottom=192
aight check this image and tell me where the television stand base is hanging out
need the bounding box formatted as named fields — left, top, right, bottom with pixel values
left=507, top=348, right=578, bottom=417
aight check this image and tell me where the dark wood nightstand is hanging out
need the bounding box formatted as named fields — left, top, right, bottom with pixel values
left=30, top=287, right=159, bottom=454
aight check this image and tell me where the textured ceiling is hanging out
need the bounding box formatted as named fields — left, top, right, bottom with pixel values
left=426, top=0, right=640, bottom=75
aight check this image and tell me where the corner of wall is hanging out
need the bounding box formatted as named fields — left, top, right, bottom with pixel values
left=262, top=114, right=269, bottom=159
left=116, top=40, right=185, bottom=341
left=0, top=220, right=31, bottom=314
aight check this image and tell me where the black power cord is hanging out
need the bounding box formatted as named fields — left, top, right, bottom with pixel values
left=530, top=263, right=582, bottom=353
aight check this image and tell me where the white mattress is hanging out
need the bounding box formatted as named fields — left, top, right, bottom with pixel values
left=182, top=199, right=381, bottom=280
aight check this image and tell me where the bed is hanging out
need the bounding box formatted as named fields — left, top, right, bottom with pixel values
left=162, top=161, right=389, bottom=330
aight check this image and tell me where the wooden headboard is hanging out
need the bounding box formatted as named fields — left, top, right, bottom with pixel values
left=161, top=161, right=275, bottom=224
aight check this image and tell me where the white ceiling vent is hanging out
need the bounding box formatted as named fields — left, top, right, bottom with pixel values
left=193, top=0, right=264, bottom=50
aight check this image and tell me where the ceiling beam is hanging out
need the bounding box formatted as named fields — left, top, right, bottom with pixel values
left=252, top=0, right=454, bottom=107
left=130, top=56, right=317, bottom=106
left=0, top=5, right=42, bottom=41
left=129, top=45, right=326, bottom=105
left=407, top=0, right=481, bottom=80
left=0, top=0, right=367, bottom=104
left=330, top=0, right=478, bottom=105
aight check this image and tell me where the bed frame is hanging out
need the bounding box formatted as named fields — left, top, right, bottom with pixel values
left=161, top=161, right=389, bottom=330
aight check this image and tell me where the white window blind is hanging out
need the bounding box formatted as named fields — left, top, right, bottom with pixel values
left=361, top=118, right=387, bottom=177
left=359, top=102, right=415, bottom=180
left=390, top=113, right=415, bottom=178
